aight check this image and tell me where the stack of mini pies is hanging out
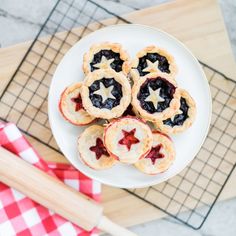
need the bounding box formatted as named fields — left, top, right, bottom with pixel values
left=59, top=42, right=196, bottom=175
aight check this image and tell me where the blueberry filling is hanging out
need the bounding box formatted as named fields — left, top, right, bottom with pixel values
left=136, top=53, right=170, bottom=76
left=90, top=49, right=124, bottom=72
left=89, top=78, right=122, bottom=110
left=137, top=77, right=176, bottom=114
left=163, top=97, right=189, bottom=127
left=122, top=104, right=136, bottom=117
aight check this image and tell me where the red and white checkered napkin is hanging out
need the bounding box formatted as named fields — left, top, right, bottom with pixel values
left=0, top=123, right=101, bottom=236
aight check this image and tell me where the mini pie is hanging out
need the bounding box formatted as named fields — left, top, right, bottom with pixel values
left=155, top=89, right=196, bottom=134
left=83, top=42, right=131, bottom=75
left=135, top=130, right=175, bottom=175
left=104, top=116, right=153, bottom=164
left=78, top=125, right=116, bottom=170
left=81, top=69, right=131, bottom=119
left=132, top=73, right=180, bottom=122
left=59, top=82, right=96, bottom=125
left=131, top=45, right=178, bottom=82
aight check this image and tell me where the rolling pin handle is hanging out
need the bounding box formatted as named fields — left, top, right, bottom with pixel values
left=98, top=216, right=138, bottom=236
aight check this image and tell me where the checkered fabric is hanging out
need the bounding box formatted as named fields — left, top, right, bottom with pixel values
left=0, top=122, right=101, bottom=236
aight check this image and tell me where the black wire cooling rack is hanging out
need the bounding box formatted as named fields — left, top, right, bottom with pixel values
left=0, top=0, right=235, bottom=230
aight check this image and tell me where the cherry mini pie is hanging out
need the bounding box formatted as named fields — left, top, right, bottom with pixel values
left=131, top=45, right=178, bottom=82
left=83, top=42, right=131, bottom=76
left=59, top=82, right=96, bottom=125
left=135, top=131, right=175, bottom=175
left=132, top=73, right=180, bottom=122
left=156, top=89, right=196, bottom=134
left=78, top=125, right=116, bottom=170
left=104, top=116, right=153, bottom=164
left=81, top=69, right=131, bottom=119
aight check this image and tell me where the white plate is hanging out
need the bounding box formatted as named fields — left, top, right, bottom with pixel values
left=48, top=24, right=211, bottom=188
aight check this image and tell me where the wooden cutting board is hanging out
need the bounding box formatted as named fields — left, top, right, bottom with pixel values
left=0, top=0, right=235, bottom=228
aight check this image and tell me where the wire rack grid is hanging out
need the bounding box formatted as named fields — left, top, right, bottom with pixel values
left=0, top=0, right=235, bottom=230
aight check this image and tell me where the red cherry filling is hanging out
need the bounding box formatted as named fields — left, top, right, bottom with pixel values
left=71, top=93, right=84, bottom=112
left=89, top=138, right=109, bottom=160
left=145, top=144, right=164, bottom=165
left=118, top=128, right=140, bottom=151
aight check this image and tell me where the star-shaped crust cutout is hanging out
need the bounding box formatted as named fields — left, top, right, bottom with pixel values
left=93, top=56, right=115, bottom=70
left=146, top=144, right=164, bottom=165
left=93, top=83, right=116, bottom=103
left=71, top=93, right=84, bottom=111
left=89, top=138, right=109, bottom=160
left=118, top=128, right=140, bottom=151
left=145, top=87, right=165, bottom=110
left=143, top=59, right=159, bottom=73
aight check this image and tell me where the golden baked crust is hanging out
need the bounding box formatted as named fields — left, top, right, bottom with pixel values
left=131, top=45, right=178, bottom=82
left=135, top=130, right=175, bottom=175
left=81, top=69, right=131, bottom=119
left=59, top=82, right=96, bottom=126
left=78, top=125, right=116, bottom=170
left=83, top=42, right=131, bottom=75
left=131, top=73, right=180, bottom=122
left=104, top=116, right=153, bottom=164
left=155, top=89, right=196, bottom=134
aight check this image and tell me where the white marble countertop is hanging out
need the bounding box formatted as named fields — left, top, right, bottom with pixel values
left=0, top=0, right=236, bottom=235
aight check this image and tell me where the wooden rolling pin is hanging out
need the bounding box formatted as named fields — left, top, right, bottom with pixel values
left=0, top=146, right=137, bottom=236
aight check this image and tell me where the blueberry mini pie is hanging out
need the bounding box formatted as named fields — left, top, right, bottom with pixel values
left=135, top=131, right=175, bottom=175
left=83, top=42, right=131, bottom=75
left=156, top=89, right=196, bottom=134
left=81, top=69, right=131, bottom=119
left=132, top=73, right=180, bottom=122
left=78, top=125, right=116, bottom=170
left=104, top=116, right=153, bottom=164
left=131, top=45, right=178, bottom=82
left=59, top=83, right=96, bottom=125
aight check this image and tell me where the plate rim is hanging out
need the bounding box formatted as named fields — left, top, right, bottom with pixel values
left=48, top=23, right=212, bottom=188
